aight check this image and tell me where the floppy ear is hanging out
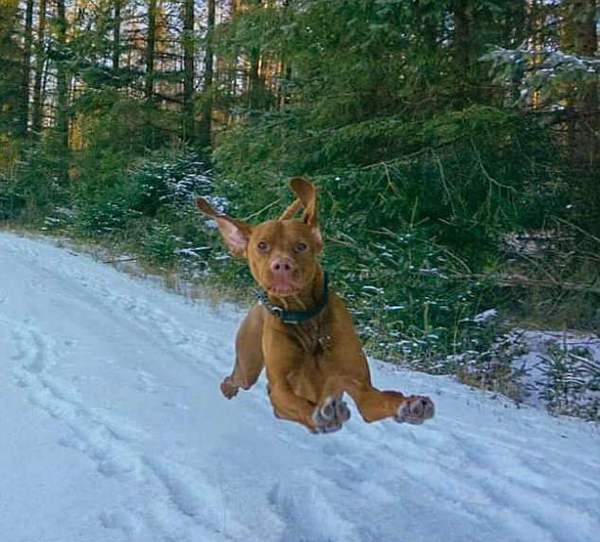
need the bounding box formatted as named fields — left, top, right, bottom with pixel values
left=196, top=198, right=252, bottom=258
left=278, top=198, right=302, bottom=221
left=289, top=177, right=323, bottom=249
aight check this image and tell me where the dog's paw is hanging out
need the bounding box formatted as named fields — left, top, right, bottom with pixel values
left=312, top=396, right=351, bottom=434
left=220, top=377, right=239, bottom=400
left=395, top=396, right=435, bottom=425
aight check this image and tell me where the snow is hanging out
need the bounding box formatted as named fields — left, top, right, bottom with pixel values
left=472, top=308, right=498, bottom=323
left=1, top=231, right=599, bottom=542
left=514, top=330, right=600, bottom=413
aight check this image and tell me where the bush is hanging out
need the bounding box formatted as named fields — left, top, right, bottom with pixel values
left=69, top=148, right=213, bottom=239
left=126, top=150, right=213, bottom=217
left=140, top=224, right=180, bottom=265
left=0, top=177, right=26, bottom=220
left=0, top=143, right=69, bottom=222
left=538, top=342, right=600, bottom=421
left=74, top=199, right=142, bottom=236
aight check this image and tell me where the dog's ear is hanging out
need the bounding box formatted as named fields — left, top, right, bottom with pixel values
left=278, top=198, right=302, bottom=221
left=290, top=177, right=319, bottom=227
left=289, top=176, right=322, bottom=248
left=196, top=198, right=252, bottom=258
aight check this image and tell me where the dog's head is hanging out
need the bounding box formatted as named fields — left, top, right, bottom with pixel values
left=197, top=177, right=323, bottom=297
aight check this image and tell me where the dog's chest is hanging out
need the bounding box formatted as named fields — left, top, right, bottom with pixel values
left=284, top=322, right=336, bottom=402
left=288, top=318, right=333, bottom=358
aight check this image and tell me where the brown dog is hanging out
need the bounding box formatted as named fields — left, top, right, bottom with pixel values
left=197, top=177, right=434, bottom=433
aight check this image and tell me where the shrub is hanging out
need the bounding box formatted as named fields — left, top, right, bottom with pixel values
left=0, top=143, right=69, bottom=222
left=538, top=342, right=600, bottom=421
left=140, top=224, right=180, bottom=265
left=74, top=199, right=142, bottom=236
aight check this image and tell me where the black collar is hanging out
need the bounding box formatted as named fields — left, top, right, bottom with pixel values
left=256, top=271, right=329, bottom=325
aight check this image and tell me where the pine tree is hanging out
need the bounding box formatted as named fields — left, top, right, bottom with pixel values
left=563, top=0, right=598, bottom=168
left=31, top=0, right=46, bottom=136
left=198, top=0, right=215, bottom=149
left=183, top=0, right=195, bottom=143
left=54, top=0, right=70, bottom=170
left=18, top=0, right=35, bottom=137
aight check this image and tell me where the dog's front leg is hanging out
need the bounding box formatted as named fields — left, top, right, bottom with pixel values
left=266, top=373, right=319, bottom=431
left=267, top=374, right=349, bottom=434
left=263, top=327, right=350, bottom=433
left=220, top=306, right=265, bottom=399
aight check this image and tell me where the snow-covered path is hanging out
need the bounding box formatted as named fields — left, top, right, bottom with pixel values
left=1, top=232, right=599, bottom=542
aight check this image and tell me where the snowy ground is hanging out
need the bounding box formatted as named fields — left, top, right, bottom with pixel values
left=1, top=232, right=599, bottom=542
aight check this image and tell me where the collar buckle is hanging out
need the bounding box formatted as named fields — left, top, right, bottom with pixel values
left=270, top=305, right=284, bottom=317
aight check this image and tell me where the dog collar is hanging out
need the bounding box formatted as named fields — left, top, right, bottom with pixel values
left=256, top=271, right=329, bottom=325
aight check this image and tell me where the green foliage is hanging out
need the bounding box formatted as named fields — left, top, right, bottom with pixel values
left=216, top=106, right=566, bottom=262
left=454, top=331, right=529, bottom=402
left=140, top=224, right=180, bottom=265
left=74, top=198, right=141, bottom=236
left=484, top=46, right=600, bottom=107
left=539, top=342, right=600, bottom=421
left=213, top=2, right=571, bottom=362
left=0, top=0, right=23, bottom=137
left=0, top=142, right=69, bottom=222
left=69, top=147, right=213, bottom=237
left=75, top=90, right=176, bottom=154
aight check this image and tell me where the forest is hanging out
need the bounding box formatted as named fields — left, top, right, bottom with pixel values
left=1, top=0, right=599, bottom=417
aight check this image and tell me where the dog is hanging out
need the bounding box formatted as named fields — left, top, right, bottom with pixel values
left=197, top=177, right=435, bottom=433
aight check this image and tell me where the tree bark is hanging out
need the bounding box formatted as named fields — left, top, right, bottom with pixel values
left=18, top=0, right=35, bottom=137
left=183, top=0, right=195, bottom=143
left=248, top=0, right=263, bottom=108
left=198, top=0, right=215, bottom=149
left=55, top=0, right=69, bottom=159
left=145, top=0, right=157, bottom=100
left=31, top=0, right=46, bottom=135
left=113, top=0, right=122, bottom=71
left=563, top=0, right=598, bottom=169
left=453, top=0, right=472, bottom=79
left=248, top=45, right=261, bottom=108
left=453, top=0, right=487, bottom=103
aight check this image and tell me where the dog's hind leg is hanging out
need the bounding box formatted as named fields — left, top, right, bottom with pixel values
left=220, top=305, right=265, bottom=399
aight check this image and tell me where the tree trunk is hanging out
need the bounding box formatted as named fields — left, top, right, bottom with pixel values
left=563, top=0, right=598, bottom=169
left=55, top=0, right=69, bottom=164
left=113, top=0, right=122, bottom=71
left=145, top=0, right=157, bottom=100
left=183, top=0, right=195, bottom=143
left=570, top=0, right=597, bottom=56
left=453, top=0, right=485, bottom=103
left=247, top=0, right=264, bottom=109
left=248, top=45, right=261, bottom=108
left=31, top=0, right=46, bottom=135
left=278, top=0, right=290, bottom=108
left=453, top=0, right=472, bottom=79
left=18, top=0, right=35, bottom=137
left=198, top=0, right=215, bottom=150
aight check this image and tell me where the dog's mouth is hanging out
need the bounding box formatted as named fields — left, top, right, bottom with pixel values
left=266, top=277, right=304, bottom=297
left=267, top=284, right=303, bottom=297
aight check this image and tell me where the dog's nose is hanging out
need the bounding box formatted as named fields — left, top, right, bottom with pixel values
left=270, top=257, right=295, bottom=275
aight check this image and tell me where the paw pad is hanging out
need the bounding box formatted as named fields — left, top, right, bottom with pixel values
left=312, top=396, right=351, bottom=434
left=395, top=396, right=435, bottom=425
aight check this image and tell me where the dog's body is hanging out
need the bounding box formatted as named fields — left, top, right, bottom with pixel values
left=197, top=178, right=434, bottom=433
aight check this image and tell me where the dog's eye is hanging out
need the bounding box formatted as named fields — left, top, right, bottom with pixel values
left=295, top=242, right=308, bottom=253
left=257, top=241, right=269, bottom=252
